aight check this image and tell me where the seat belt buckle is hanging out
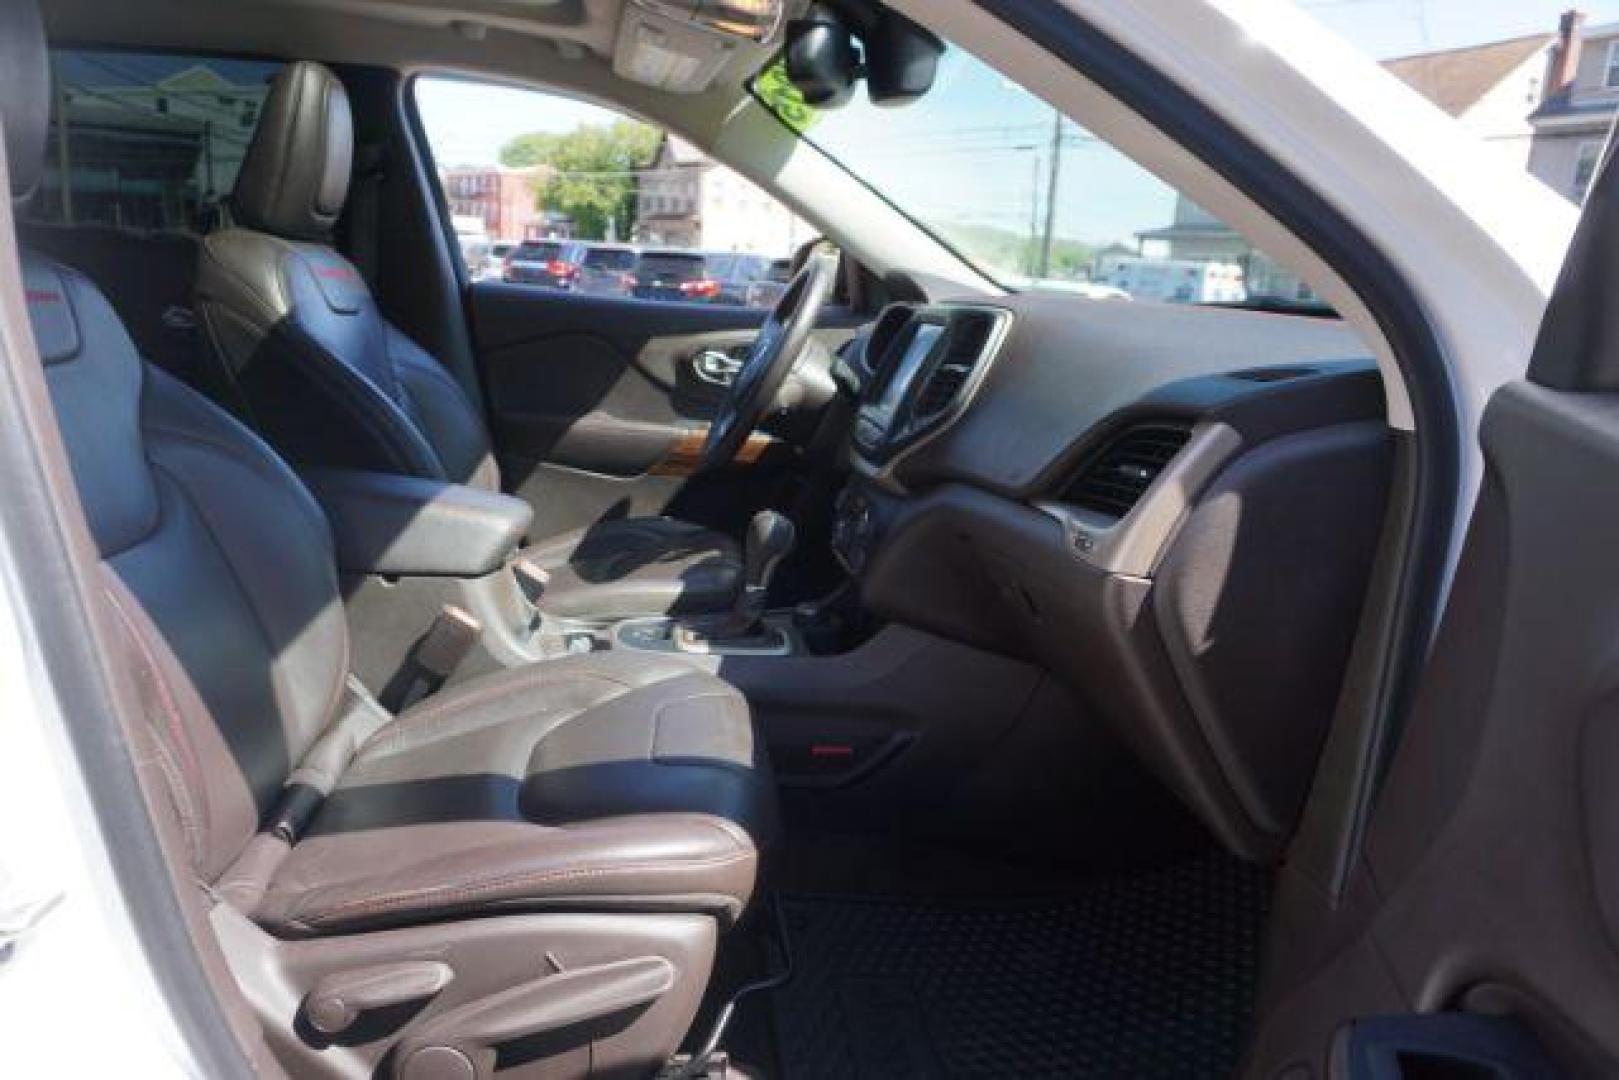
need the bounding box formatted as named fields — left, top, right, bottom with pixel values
left=513, top=557, right=550, bottom=606
left=385, top=605, right=481, bottom=711
left=414, top=605, right=481, bottom=683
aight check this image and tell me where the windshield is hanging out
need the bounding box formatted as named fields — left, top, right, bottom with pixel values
left=753, top=42, right=1321, bottom=308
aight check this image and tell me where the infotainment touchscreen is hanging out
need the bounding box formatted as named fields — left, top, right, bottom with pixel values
left=872, top=322, right=945, bottom=424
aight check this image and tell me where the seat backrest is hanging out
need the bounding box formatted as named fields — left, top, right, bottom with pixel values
left=10, top=33, right=351, bottom=877
left=194, top=61, right=497, bottom=489
left=27, top=251, right=351, bottom=880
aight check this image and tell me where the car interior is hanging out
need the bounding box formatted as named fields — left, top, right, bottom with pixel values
left=2, top=0, right=1615, bottom=1076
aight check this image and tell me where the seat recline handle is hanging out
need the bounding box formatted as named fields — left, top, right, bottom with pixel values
left=394, top=955, right=677, bottom=1080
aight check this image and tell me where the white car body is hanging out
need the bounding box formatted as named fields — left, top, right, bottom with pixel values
left=0, top=0, right=1584, bottom=1070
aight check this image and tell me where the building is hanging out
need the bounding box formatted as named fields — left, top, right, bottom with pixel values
left=441, top=165, right=550, bottom=243
left=1530, top=12, right=1619, bottom=204
left=1377, top=9, right=1619, bottom=205
left=1131, top=12, right=1608, bottom=299
left=634, top=134, right=814, bottom=254
left=1383, top=30, right=1557, bottom=173
left=41, top=54, right=276, bottom=229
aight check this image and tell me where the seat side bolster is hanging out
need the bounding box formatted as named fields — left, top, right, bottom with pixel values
left=387, top=326, right=500, bottom=490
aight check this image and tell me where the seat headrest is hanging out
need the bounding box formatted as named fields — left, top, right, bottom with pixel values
left=232, top=61, right=353, bottom=242
left=1, top=0, right=50, bottom=204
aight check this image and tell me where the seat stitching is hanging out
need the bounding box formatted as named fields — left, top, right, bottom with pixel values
left=293, top=849, right=755, bottom=927
left=105, top=584, right=207, bottom=864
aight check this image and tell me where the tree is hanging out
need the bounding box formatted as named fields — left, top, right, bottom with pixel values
left=500, top=120, right=660, bottom=240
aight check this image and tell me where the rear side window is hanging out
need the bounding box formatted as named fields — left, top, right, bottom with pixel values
left=636, top=252, right=707, bottom=280
left=513, top=242, right=562, bottom=261
left=583, top=248, right=636, bottom=271
left=27, top=50, right=283, bottom=233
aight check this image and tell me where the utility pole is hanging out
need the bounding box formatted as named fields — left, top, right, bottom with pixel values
left=1016, top=144, right=1040, bottom=276
left=1038, top=108, right=1063, bottom=279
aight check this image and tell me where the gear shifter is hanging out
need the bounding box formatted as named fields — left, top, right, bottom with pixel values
left=739, top=510, right=796, bottom=625
left=683, top=510, right=796, bottom=644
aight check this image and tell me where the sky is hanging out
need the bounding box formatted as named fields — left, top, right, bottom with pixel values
left=1300, top=0, right=1619, bottom=59
left=420, top=2, right=1619, bottom=169
left=415, top=78, right=623, bottom=168
left=417, top=1, right=1619, bottom=269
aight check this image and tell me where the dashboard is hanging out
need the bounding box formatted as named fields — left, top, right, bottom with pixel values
left=830, top=289, right=1392, bottom=861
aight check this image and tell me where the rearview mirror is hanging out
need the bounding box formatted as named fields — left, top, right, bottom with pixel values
left=862, top=11, right=943, bottom=105
left=780, top=3, right=944, bottom=110
left=784, top=9, right=862, bottom=108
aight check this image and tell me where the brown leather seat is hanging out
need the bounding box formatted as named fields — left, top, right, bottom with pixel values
left=7, top=6, right=774, bottom=1071
left=252, top=654, right=772, bottom=935
left=11, top=72, right=774, bottom=937
left=193, top=61, right=742, bottom=622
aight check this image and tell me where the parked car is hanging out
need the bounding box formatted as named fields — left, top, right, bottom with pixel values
left=568, top=242, right=638, bottom=297
left=454, top=218, right=491, bottom=281
left=502, top=239, right=575, bottom=287
left=703, top=252, right=777, bottom=305
left=743, top=257, right=794, bottom=308
left=1094, top=254, right=1247, bottom=303
left=625, top=250, right=720, bottom=302
left=485, top=242, right=514, bottom=281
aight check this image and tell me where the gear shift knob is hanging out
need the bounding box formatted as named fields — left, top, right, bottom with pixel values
left=677, top=511, right=797, bottom=645
left=744, top=510, right=797, bottom=591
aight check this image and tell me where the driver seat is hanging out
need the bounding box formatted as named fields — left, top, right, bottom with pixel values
left=194, top=61, right=741, bottom=621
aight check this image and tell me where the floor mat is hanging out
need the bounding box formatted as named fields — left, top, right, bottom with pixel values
left=770, top=854, right=1271, bottom=1079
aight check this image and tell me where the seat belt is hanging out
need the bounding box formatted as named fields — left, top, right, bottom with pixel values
left=345, top=142, right=387, bottom=292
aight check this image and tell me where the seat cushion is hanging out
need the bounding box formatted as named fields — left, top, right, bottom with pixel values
left=252, top=652, right=775, bottom=936
left=524, top=516, right=742, bottom=621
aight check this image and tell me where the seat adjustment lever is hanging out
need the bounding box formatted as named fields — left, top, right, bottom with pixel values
left=394, top=956, right=676, bottom=1080
left=305, top=960, right=455, bottom=1036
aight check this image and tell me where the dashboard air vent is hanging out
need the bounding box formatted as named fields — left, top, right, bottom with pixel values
left=912, top=313, right=996, bottom=421
left=1063, top=424, right=1191, bottom=518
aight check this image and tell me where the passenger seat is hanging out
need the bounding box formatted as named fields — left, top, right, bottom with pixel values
left=4, top=4, right=775, bottom=1072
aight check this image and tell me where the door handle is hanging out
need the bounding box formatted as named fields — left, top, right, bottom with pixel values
left=692, top=349, right=744, bottom=386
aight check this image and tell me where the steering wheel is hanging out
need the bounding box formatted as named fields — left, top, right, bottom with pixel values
left=701, top=246, right=838, bottom=469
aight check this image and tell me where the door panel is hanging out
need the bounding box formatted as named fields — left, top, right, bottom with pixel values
left=1248, top=140, right=1619, bottom=1077
left=467, top=282, right=859, bottom=540
left=469, top=283, right=771, bottom=536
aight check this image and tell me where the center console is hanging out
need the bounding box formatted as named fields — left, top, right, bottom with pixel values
left=835, top=302, right=1012, bottom=575
left=849, top=303, right=1009, bottom=474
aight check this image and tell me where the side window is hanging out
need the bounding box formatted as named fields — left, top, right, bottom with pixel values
left=27, top=50, right=283, bottom=233
left=414, top=76, right=815, bottom=307
left=1574, top=140, right=1605, bottom=203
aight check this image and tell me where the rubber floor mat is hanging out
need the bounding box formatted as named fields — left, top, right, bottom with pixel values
left=770, top=854, right=1270, bottom=1079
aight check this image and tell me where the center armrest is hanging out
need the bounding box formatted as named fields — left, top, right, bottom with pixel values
left=303, top=468, right=533, bottom=577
